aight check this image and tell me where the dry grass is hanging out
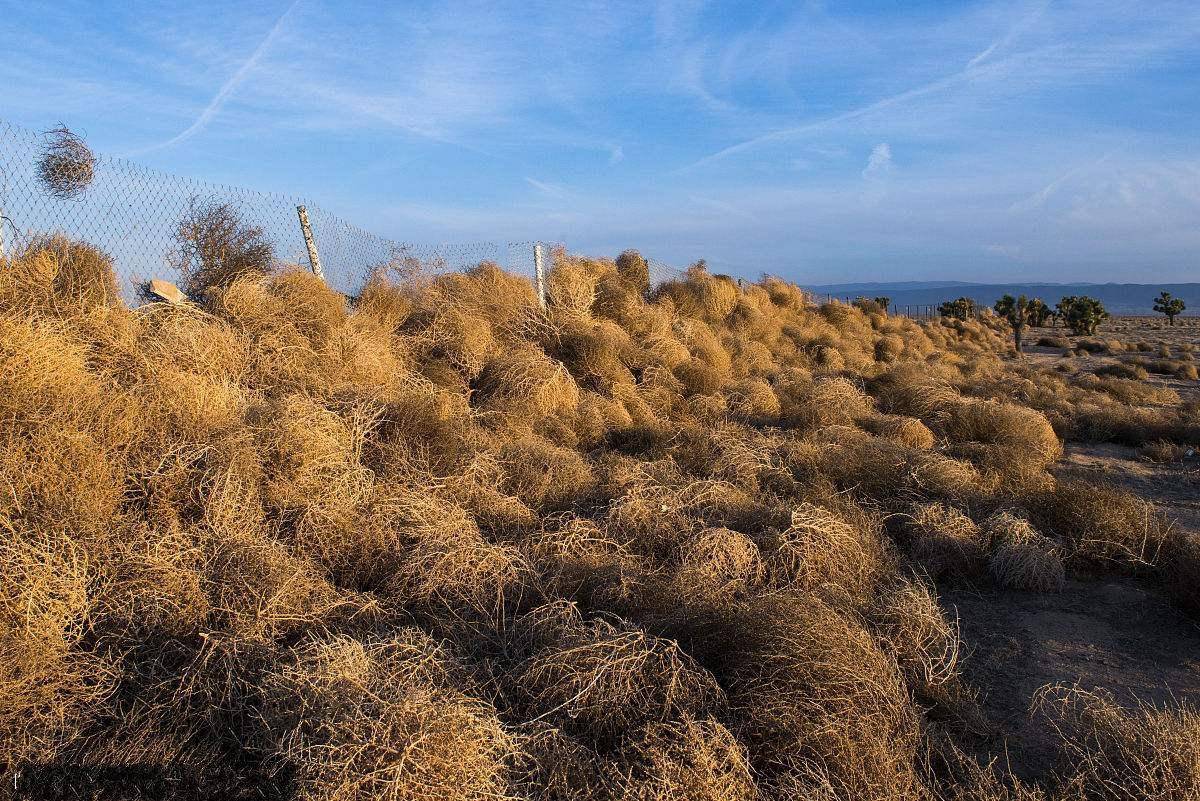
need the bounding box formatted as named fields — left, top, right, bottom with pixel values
left=903, top=502, right=988, bottom=581
left=1035, top=684, right=1200, bottom=800
left=38, top=125, right=95, bottom=199
left=984, top=511, right=1066, bottom=592
left=1036, top=480, right=1170, bottom=569
left=260, top=630, right=515, bottom=801
left=715, top=594, right=924, bottom=800
left=1158, top=530, right=1200, bottom=617
left=873, top=577, right=963, bottom=699
left=5, top=234, right=1200, bottom=797
left=512, top=607, right=724, bottom=750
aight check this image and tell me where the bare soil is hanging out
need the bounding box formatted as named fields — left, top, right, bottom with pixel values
left=942, top=382, right=1200, bottom=782
left=946, top=575, right=1200, bottom=781
left=1024, top=316, right=1200, bottom=405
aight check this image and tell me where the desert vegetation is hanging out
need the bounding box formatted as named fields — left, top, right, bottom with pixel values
left=2, top=229, right=1199, bottom=801
left=1154, top=291, right=1187, bottom=326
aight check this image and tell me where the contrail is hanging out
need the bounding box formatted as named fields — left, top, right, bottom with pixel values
left=678, top=1, right=1052, bottom=174
left=136, top=0, right=301, bottom=154
left=968, top=0, right=1047, bottom=69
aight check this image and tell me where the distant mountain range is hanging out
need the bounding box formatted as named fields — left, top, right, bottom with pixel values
left=802, top=282, right=1200, bottom=316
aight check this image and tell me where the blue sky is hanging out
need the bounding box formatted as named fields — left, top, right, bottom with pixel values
left=2, top=0, right=1198, bottom=282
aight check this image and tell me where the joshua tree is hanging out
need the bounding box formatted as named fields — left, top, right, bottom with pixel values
left=874, top=296, right=891, bottom=314
left=995, top=294, right=1032, bottom=353
left=1153, top=291, right=1186, bottom=326
left=938, top=297, right=976, bottom=321
left=1026, top=298, right=1051, bottom=327
left=1057, top=295, right=1109, bottom=336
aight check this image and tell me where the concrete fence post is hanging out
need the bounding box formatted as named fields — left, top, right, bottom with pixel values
left=533, top=242, right=547, bottom=308
left=296, top=205, right=324, bottom=281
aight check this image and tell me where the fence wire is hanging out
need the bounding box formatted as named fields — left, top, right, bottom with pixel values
left=0, top=118, right=551, bottom=302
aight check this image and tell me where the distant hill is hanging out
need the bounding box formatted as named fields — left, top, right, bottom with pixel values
left=803, top=282, right=1200, bottom=316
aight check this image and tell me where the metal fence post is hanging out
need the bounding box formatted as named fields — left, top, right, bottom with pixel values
left=533, top=242, right=547, bottom=308
left=296, top=205, right=324, bottom=281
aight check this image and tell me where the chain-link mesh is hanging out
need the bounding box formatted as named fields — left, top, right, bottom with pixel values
left=0, top=118, right=551, bottom=302
left=645, top=256, right=687, bottom=287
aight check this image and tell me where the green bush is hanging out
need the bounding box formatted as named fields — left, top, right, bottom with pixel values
left=1057, top=296, right=1109, bottom=336
left=938, top=297, right=976, bottom=321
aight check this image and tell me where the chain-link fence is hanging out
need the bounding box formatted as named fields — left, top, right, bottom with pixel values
left=645, top=256, right=688, bottom=287
left=0, top=118, right=556, bottom=302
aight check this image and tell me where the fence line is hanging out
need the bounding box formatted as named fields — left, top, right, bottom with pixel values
left=0, top=118, right=567, bottom=302
left=2, top=117, right=951, bottom=316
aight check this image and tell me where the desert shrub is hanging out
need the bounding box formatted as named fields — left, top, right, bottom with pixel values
left=260, top=631, right=515, bottom=801
left=907, top=453, right=988, bottom=500
left=380, top=494, right=530, bottom=618
left=475, top=345, right=580, bottom=422
left=1076, top=339, right=1112, bottom=354
left=875, top=334, right=905, bottom=362
left=11, top=234, right=120, bottom=311
left=37, top=125, right=95, bottom=199
left=983, top=511, right=1065, bottom=592
left=172, top=199, right=275, bottom=297
left=499, top=435, right=595, bottom=512
left=1149, top=359, right=1200, bottom=380
left=1140, top=440, right=1191, bottom=463
left=0, top=529, right=115, bottom=773
left=903, top=502, right=988, bottom=581
left=657, top=265, right=739, bottom=323
left=1058, top=296, right=1109, bottom=336
left=872, top=578, right=962, bottom=702
left=1036, top=479, right=1170, bottom=569
left=1158, top=531, right=1200, bottom=618
left=355, top=266, right=416, bottom=330
left=0, top=316, right=130, bottom=538
left=621, top=717, right=758, bottom=800
left=513, top=607, right=724, bottom=749
left=941, top=397, right=1062, bottom=474
left=673, top=527, right=764, bottom=606
left=1038, top=335, right=1070, bottom=348
left=861, top=413, right=937, bottom=450
left=615, top=249, right=651, bottom=297
left=779, top=375, right=874, bottom=429
left=726, top=377, right=781, bottom=424
left=758, top=501, right=890, bottom=607
left=1094, top=361, right=1149, bottom=381
left=710, top=594, right=923, bottom=800
left=547, top=258, right=601, bottom=315
left=1036, top=684, right=1200, bottom=800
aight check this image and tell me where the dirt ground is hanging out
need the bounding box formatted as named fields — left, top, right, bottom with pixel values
left=946, top=443, right=1200, bottom=780
left=941, top=317, right=1200, bottom=781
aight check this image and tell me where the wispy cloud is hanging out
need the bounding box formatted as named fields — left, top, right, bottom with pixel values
left=1009, top=150, right=1118, bottom=213
left=967, top=0, right=1047, bottom=68
left=862, top=143, right=893, bottom=180
left=132, top=0, right=301, bottom=154
left=4, top=0, right=1200, bottom=283
left=525, top=177, right=569, bottom=198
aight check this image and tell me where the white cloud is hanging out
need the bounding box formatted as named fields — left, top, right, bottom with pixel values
left=862, top=143, right=893, bottom=180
